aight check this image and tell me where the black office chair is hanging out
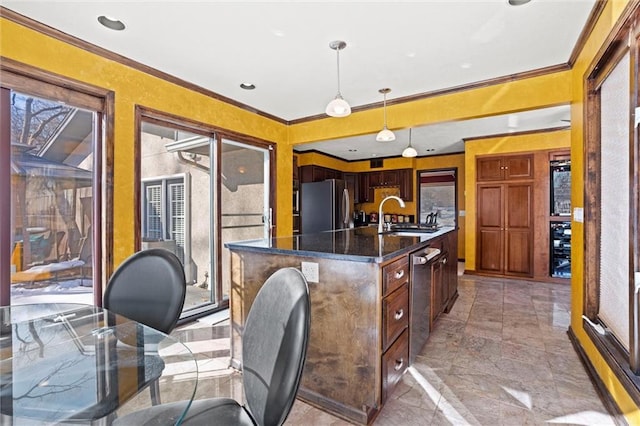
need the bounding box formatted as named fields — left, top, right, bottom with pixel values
left=104, top=248, right=187, bottom=404
left=113, top=267, right=311, bottom=426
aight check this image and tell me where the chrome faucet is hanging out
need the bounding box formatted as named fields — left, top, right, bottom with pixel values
left=378, top=195, right=406, bottom=233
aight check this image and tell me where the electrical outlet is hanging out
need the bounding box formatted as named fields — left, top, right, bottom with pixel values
left=301, top=262, right=319, bottom=283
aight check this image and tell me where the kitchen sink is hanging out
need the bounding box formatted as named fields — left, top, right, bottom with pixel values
left=384, top=231, right=434, bottom=237
left=388, top=223, right=440, bottom=233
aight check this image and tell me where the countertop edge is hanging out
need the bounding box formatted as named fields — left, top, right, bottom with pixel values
left=225, top=227, right=456, bottom=263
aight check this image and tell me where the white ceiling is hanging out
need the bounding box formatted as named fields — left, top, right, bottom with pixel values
left=3, top=0, right=593, bottom=160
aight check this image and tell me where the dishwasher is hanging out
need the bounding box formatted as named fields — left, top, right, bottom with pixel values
left=409, top=245, right=441, bottom=364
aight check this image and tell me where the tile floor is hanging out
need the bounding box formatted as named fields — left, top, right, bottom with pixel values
left=126, top=270, right=618, bottom=425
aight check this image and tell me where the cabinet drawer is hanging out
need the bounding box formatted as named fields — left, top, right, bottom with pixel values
left=382, top=328, right=409, bottom=402
left=382, top=283, right=409, bottom=351
left=383, top=256, right=409, bottom=296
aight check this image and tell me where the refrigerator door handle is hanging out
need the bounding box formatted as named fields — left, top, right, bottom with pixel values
left=343, top=188, right=350, bottom=226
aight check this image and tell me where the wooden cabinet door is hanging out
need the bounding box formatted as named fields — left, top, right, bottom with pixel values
left=383, top=170, right=400, bottom=186
left=398, top=169, right=413, bottom=202
left=368, top=171, right=384, bottom=187
left=359, top=173, right=371, bottom=202
left=477, top=157, right=504, bottom=181
left=431, top=257, right=445, bottom=324
left=477, top=184, right=504, bottom=273
left=504, top=183, right=533, bottom=276
left=343, top=172, right=359, bottom=204
left=503, top=155, right=533, bottom=180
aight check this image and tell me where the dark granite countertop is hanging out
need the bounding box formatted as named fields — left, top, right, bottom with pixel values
left=225, top=226, right=455, bottom=263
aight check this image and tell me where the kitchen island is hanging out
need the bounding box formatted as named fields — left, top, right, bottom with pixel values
left=225, top=225, right=457, bottom=425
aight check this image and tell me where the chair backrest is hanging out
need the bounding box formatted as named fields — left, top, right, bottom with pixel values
left=104, top=248, right=186, bottom=334
left=242, top=267, right=311, bottom=426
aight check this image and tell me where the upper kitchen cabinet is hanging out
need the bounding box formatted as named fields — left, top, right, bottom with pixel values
left=369, top=170, right=401, bottom=187
left=300, top=165, right=342, bottom=183
left=477, top=154, right=533, bottom=182
left=360, top=169, right=413, bottom=202
left=343, top=172, right=360, bottom=204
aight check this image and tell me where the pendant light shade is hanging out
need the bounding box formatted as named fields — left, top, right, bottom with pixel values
left=326, top=41, right=351, bottom=118
left=402, top=128, right=418, bottom=158
left=376, top=88, right=395, bottom=142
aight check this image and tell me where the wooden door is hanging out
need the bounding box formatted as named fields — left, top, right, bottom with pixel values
left=504, top=183, right=533, bottom=276
left=477, top=184, right=504, bottom=273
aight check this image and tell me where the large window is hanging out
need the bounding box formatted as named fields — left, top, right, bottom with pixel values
left=583, top=3, right=640, bottom=397
left=0, top=66, right=107, bottom=307
left=137, top=110, right=274, bottom=319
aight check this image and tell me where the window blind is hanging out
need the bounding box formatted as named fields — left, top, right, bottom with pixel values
left=598, top=51, right=630, bottom=350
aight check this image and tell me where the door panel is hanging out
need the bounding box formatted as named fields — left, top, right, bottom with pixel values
left=140, top=122, right=211, bottom=314
left=477, top=185, right=503, bottom=228
left=220, top=139, right=271, bottom=302
left=503, top=155, right=533, bottom=180
left=477, top=158, right=504, bottom=181
left=505, top=184, right=532, bottom=229
left=505, top=229, right=532, bottom=276
left=478, top=229, right=503, bottom=272
left=5, top=90, right=98, bottom=306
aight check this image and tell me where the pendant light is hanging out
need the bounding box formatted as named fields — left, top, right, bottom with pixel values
left=376, top=88, right=395, bottom=142
left=402, top=128, right=418, bottom=158
left=326, top=40, right=351, bottom=117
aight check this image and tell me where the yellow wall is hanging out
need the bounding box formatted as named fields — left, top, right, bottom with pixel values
left=569, top=1, right=640, bottom=423
left=464, top=129, right=571, bottom=269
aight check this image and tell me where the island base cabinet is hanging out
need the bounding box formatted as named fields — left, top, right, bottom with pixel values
left=227, top=229, right=457, bottom=425
left=228, top=251, right=381, bottom=425
left=382, top=328, right=409, bottom=402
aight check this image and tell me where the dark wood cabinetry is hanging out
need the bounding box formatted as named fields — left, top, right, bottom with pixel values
left=299, top=165, right=342, bottom=183
left=359, top=168, right=413, bottom=202
left=430, top=254, right=446, bottom=324
left=369, top=170, right=400, bottom=187
left=428, top=231, right=458, bottom=324
left=359, top=173, right=372, bottom=202
left=477, top=154, right=533, bottom=182
left=381, top=255, right=410, bottom=402
left=477, top=181, right=533, bottom=277
left=299, top=166, right=413, bottom=203
left=343, top=172, right=360, bottom=204
left=476, top=153, right=533, bottom=277
left=398, top=169, right=413, bottom=202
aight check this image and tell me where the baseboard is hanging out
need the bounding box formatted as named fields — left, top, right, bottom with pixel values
left=567, top=326, right=627, bottom=425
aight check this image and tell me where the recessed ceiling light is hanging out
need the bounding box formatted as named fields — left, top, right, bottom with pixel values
left=240, top=83, right=256, bottom=90
left=461, top=63, right=472, bottom=69
left=508, top=0, right=531, bottom=5
left=97, top=15, right=125, bottom=31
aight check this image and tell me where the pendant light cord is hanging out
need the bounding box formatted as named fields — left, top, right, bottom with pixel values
left=383, top=92, right=388, bottom=128
left=336, top=48, right=342, bottom=97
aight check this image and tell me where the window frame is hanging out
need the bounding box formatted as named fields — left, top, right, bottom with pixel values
left=0, top=59, right=113, bottom=306
left=583, top=2, right=640, bottom=403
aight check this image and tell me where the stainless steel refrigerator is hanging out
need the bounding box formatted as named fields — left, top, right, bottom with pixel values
left=301, top=179, right=354, bottom=234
